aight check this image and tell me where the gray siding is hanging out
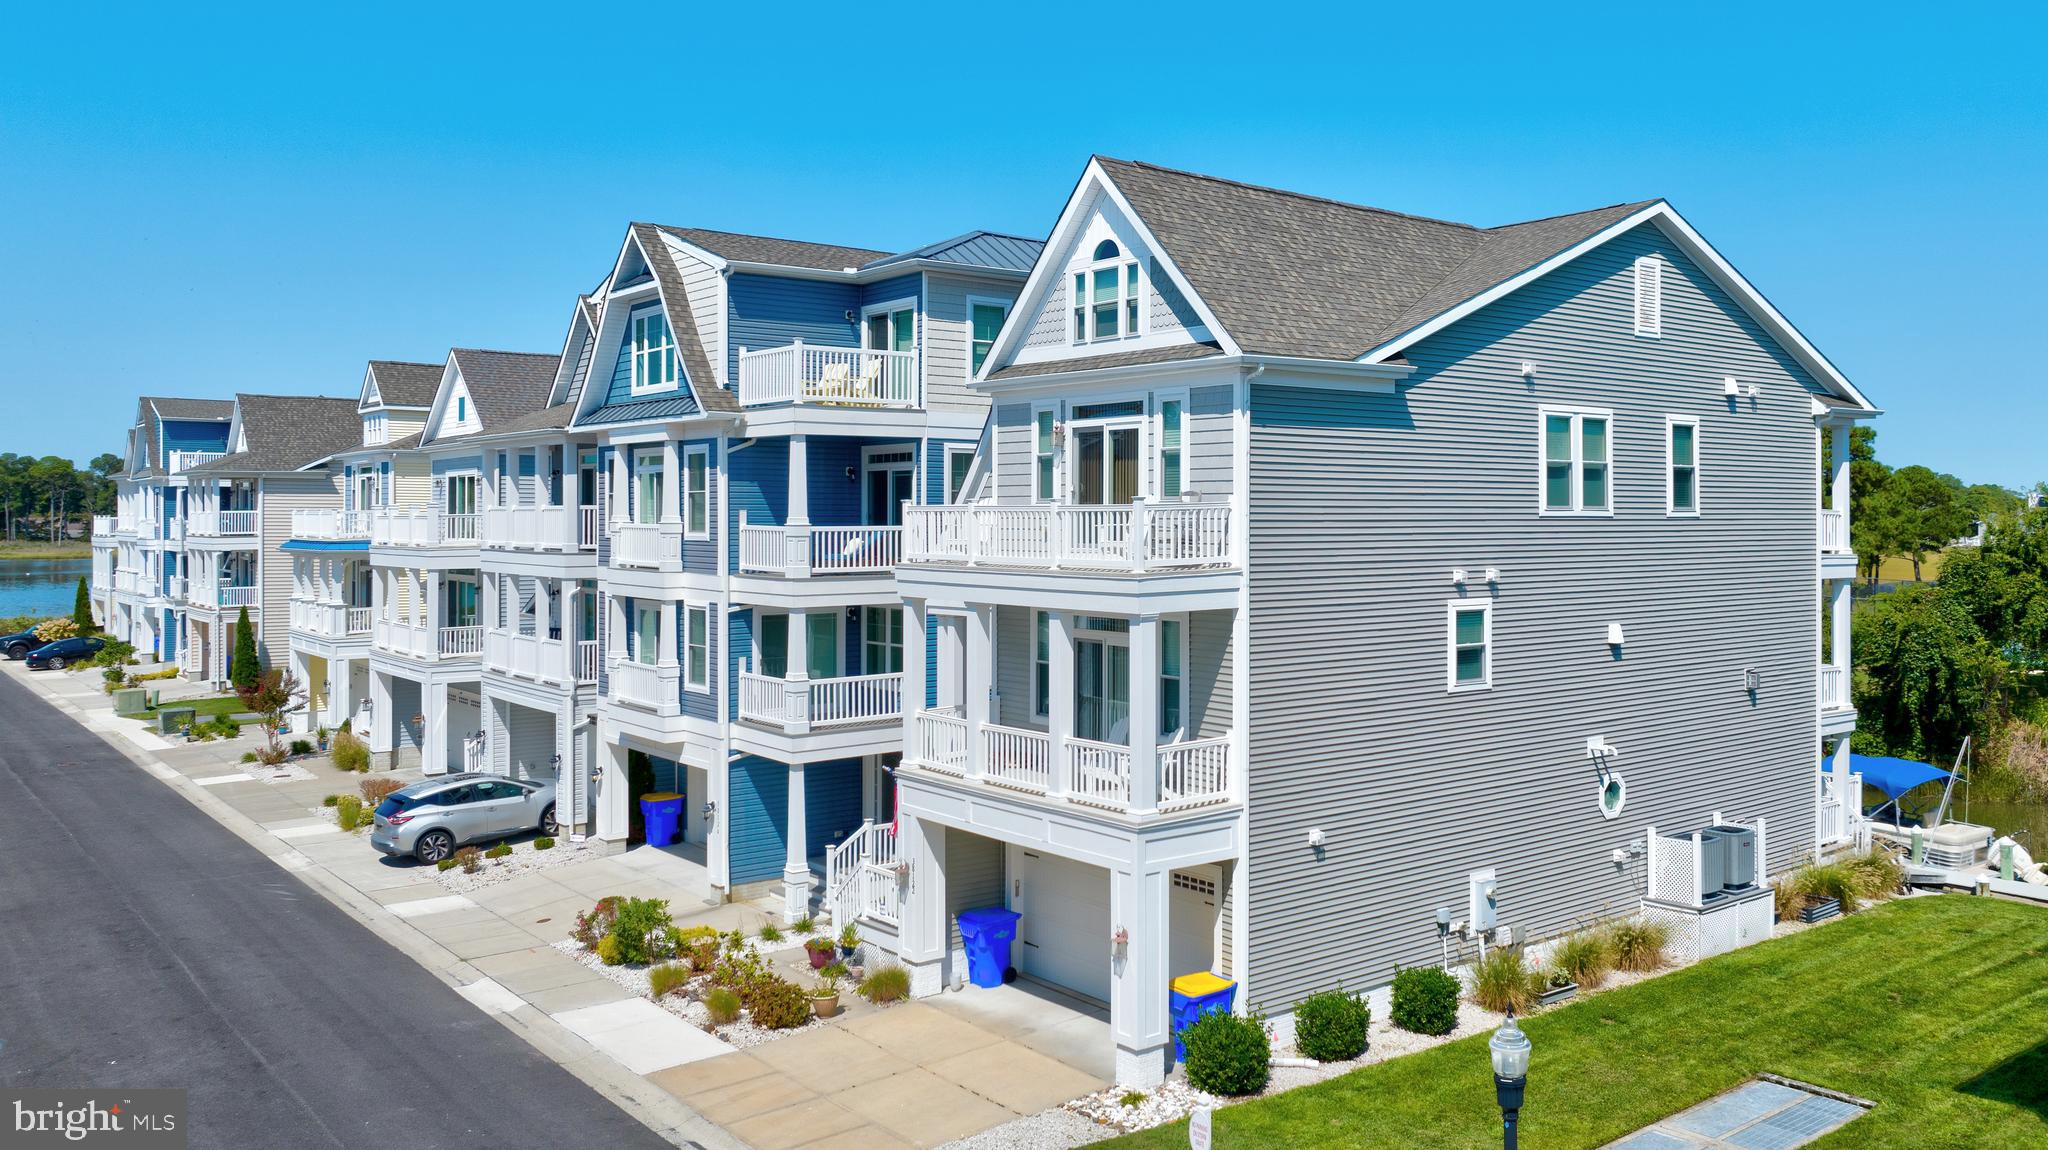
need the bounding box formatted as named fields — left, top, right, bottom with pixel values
left=1187, top=608, right=1232, bottom=741
left=1024, top=275, right=1068, bottom=349
left=994, top=603, right=1040, bottom=729
left=258, top=471, right=340, bottom=669
left=993, top=403, right=1034, bottom=505
left=946, top=828, right=1007, bottom=952
left=922, top=271, right=1018, bottom=413
left=1243, top=222, right=1828, bottom=1013
left=1186, top=384, right=1234, bottom=498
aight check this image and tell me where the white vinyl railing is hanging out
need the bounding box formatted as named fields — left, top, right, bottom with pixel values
left=917, top=708, right=969, bottom=773
left=290, top=600, right=375, bottom=638
left=1064, top=736, right=1131, bottom=807
left=1820, top=663, right=1849, bottom=710
left=91, top=516, right=115, bottom=536
left=481, top=505, right=593, bottom=553
left=199, top=509, right=258, bottom=536
left=736, top=342, right=919, bottom=409
left=738, top=669, right=902, bottom=732
left=611, top=522, right=681, bottom=569
left=166, top=450, right=224, bottom=474
left=1818, top=508, right=1849, bottom=554
left=374, top=620, right=482, bottom=660
left=609, top=659, right=679, bottom=715
left=347, top=606, right=372, bottom=634
left=982, top=724, right=1053, bottom=793
left=1160, top=736, right=1234, bottom=810
left=291, top=508, right=369, bottom=539
left=485, top=629, right=569, bottom=683
left=210, top=584, right=258, bottom=608
left=736, top=517, right=901, bottom=577
left=370, top=507, right=480, bottom=548
left=904, top=502, right=1235, bottom=572
left=578, top=505, right=601, bottom=550
left=575, top=639, right=600, bottom=684
left=437, top=625, right=483, bottom=656
left=918, top=718, right=1234, bottom=816
left=824, top=820, right=901, bottom=928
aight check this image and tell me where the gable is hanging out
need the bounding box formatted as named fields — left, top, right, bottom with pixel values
left=359, top=368, right=382, bottom=411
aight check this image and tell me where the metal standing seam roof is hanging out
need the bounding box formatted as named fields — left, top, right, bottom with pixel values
left=865, top=231, right=1046, bottom=272
left=184, top=395, right=363, bottom=474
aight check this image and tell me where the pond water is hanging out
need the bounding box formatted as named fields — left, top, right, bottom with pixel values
left=0, top=557, right=93, bottom=621
left=1956, top=796, right=2048, bottom=851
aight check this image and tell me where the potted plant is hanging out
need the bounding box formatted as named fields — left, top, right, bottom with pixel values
left=804, top=935, right=836, bottom=971
left=1538, top=966, right=1577, bottom=1006
left=837, top=923, right=860, bottom=961
left=316, top=726, right=330, bottom=753
left=808, top=972, right=842, bottom=1019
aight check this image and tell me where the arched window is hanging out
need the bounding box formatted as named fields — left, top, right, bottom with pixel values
left=1071, top=237, right=1141, bottom=345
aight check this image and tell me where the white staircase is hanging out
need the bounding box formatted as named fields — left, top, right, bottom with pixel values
left=824, top=820, right=903, bottom=927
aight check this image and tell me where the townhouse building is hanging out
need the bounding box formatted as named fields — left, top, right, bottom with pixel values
left=848, top=158, right=1878, bottom=1086
left=103, top=397, right=236, bottom=664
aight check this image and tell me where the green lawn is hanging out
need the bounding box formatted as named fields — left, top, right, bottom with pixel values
left=1107, top=897, right=2048, bottom=1149
left=130, top=694, right=249, bottom=722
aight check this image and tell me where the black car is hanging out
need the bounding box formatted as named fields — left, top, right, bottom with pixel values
left=1, top=629, right=46, bottom=659
left=24, top=636, right=105, bottom=670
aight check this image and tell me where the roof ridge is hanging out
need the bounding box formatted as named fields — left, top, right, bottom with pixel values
left=648, top=222, right=891, bottom=258
left=451, top=347, right=558, bottom=359
left=1485, top=198, right=1662, bottom=232
left=1097, top=156, right=1484, bottom=234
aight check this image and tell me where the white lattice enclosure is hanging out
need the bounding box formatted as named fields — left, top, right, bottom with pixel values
left=1640, top=816, right=1776, bottom=964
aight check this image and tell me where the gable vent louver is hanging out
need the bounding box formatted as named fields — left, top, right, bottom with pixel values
left=1633, top=255, right=1664, bottom=337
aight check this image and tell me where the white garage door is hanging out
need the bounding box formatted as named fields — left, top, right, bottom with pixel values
left=1018, top=850, right=1111, bottom=1003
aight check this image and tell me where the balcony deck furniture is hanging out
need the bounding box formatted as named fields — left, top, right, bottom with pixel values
left=737, top=342, right=919, bottom=409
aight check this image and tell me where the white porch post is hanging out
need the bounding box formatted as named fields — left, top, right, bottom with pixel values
left=369, top=669, right=392, bottom=756
left=898, top=813, right=948, bottom=997
left=561, top=580, right=580, bottom=680
left=595, top=737, right=631, bottom=850
left=1829, top=422, right=1852, bottom=530
left=660, top=439, right=682, bottom=525
left=658, top=601, right=679, bottom=667
left=609, top=445, right=627, bottom=528
left=425, top=681, right=450, bottom=776
left=965, top=605, right=992, bottom=778
left=784, top=760, right=810, bottom=922
left=786, top=607, right=811, bottom=733
left=902, top=597, right=927, bottom=752
left=1047, top=610, right=1073, bottom=798
left=1111, top=866, right=1173, bottom=1087
left=1128, top=614, right=1160, bottom=813
left=785, top=435, right=810, bottom=577
left=1830, top=579, right=1852, bottom=684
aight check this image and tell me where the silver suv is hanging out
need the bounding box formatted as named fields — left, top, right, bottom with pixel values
left=370, top=773, right=558, bottom=864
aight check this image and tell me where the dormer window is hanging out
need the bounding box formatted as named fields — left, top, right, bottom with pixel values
left=363, top=412, right=388, bottom=445
left=1071, top=240, right=1141, bottom=345
left=631, top=309, right=678, bottom=394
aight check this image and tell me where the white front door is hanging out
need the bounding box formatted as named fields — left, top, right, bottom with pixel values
left=1017, top=850, right=1112, bottom=1003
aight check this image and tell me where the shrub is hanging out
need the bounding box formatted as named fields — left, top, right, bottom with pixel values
left=533, top=836, right=555, bottom=851
left=1470, top=947, right=1543, bottom=1015
left=289, top=739, right=313, bottom=756
left=72, top=576, right=92, bottom=631
left=672, top=924, right=720, bottom=972
left=456, top=846, right=482, bottom=875
left=485, top=842, right=512, bottom=860
left=205, top=716, right=241, bottom=740
left=596, top=934, right=624, bottom=966
left=746, top=976, right=812, bottom=1030
left=334, top=795, right=370, bottom=831
left=321, top=794, right=342, bottom=807
left=331, top=730, right=370, bottom=773
left=229, top=606, right=259, bottom=690
left=240, top=751, right=259, bottom=764
left=1841, top=848, right=1903, bottom=903
left=820, top=961, right=848, bottom=981
left=758, top=923, right=783, bottom=943
left=1549, top=930, right=1612, bottom=990
left=33, top=618, right=78, bottom=642
left=360, top=777, right=402, bottom=806
left=1181, top=1011, right=1270, bottom=1095
left=857, top=965, right=911, bottom=1004
left=571, top=897, right=622, bottom=950
left=1293, top=989, right=1371, bottom=1061
left=90, top=640, right=135, bottom=669
left=1390, top=966, right=1461, bottom=1036
left=254, top=743, right=288, bottom=767
left=1604, top=918, right=1671, bottom=972
left=705, top=986, right=743, bottom=1026
left=436, top=857, right=459, bottom=872
left=606, top=897, right=676, bottom=965
left=792, top=916, right=815, bottom=934
left=102, top=666, right=126, bottom=689
left=648, top=963, right=691, bottom=999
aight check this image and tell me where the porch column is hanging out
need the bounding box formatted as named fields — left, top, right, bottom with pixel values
left=660, top=439, right=682, bottom=525
left=783, top=760, right=810, bottom=922
left=902, top=597, right=927, bottom=753
left=897, top=813, right=948, bottom=998
left=787, top=435, right=810, bottom=525
left=1047, top=610, right=1073, bottom=798
left=595, top=737, right=631, bottom=850
left=609, top=444, right=627, bottom=529
left=1128, top=614, right=1161, bottom=813
left=332, top=657, right=356, bottom=731
left=562, top=580, right=581, bottom=681
left=368, top=670, right=393, bottom=756
left=426, top=570, right=445, bottom=650
left=1111, top=866, right=1173, bottom=1088
left=424, top=681, right=450, bottom=776
left=1830, top=578, right=1852, bottom=682
left=1829, top=422, right=1851, bottom=528
left=964, top=604, right=992, bottom=779
left=658, top=600, right=679, bottom=667
left=786, top=607, right=810, bottom=733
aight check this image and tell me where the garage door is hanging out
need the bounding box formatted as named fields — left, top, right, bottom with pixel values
left=1169, top=868, right=1219, bottom=979
left=1018, top=850, right=1111, bottom=1003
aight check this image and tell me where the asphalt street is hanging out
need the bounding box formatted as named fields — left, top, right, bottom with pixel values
left=0, top=671, right=676, bottom=1149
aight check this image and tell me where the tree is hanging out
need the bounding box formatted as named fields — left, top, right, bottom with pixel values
left=229, top=606, right=260, bottom=690
left=1851, top=584, right=2006, bottom=761
left=238, top=669, right=307, bottom=766
left=1884, top=466, right=1976, bottom=581
left=71, top=576, right=92, bottom=631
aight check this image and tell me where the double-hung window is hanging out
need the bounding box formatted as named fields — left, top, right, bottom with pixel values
left=633, top=449, right=663, bottom=525
left=969, top=300, right=1007, bottom=375
left=1157, top=395, right=1184, bottom=499
left=1159, top=617, right=1183, bottom=736
left=944, top=445, right=974, bottom=504
left=1033, top=611, right=1050, bottom=718
left=1540, top=408, right=1612, bottom=514
left=684, top=604, right=709, bottom=690
left=1070, top=240, right=1141, bottom=344
left=1667, top=417, right=1699, bottom=515
left=863, top=607, right=904, bottom=674
left=631, top=309, right=677, bottom=394
left=1447, top=602, right=1491, bottom=690
left=1033, top=408, right=1056, bottom=502
left=683, top=445, right=709, bottom=537
left=634, top=603, right=659, bottom=667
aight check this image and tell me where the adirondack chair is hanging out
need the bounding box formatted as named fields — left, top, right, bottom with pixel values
left=848, top=356, right=885, bottom=405
left=809, top=362, right=851, bottom=401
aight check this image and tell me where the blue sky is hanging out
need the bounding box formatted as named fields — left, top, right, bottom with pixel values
left=2, top=3, right=2040, bottom=485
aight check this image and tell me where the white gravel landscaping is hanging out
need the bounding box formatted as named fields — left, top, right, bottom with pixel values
left=546, top=937, right=832, bottom=1048
left=434, top=837, right=592, bottom=892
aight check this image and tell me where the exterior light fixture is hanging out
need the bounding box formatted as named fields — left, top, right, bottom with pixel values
left=1490, top=1008, right=1531, bottom=1149
left=1519, top=361, right=1537, bottom=378
left=1451, top=569, right=1468, bottom=586
left=1484, top=568, right=1501, bottom=584
left=1607, top=622, right=1625, bottom=647
left=1723, top=376, right=1741, bottom=397
left=1307, top=828, right=1326, bottom=848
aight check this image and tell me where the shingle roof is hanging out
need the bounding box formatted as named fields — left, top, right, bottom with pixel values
left=366, top=360, right=444, bottom=408
left=149, top=397, right=236, bottom=421
left=1093, top=157, right=1657, bottom=362
left=631, top=223, right=732, bottom=415
left=186, top=395, right=362, bottom=474
left=130, top=396, right=234, bottom=476
left=985, top=342, right=1224, bottom=381
left=446, top=349, right=561, bottom=426
left=658, top=226, right=890, bottom=273
left=482, top=401, right=577, bottom=437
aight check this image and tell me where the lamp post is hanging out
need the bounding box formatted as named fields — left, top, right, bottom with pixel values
left=1490, top=1007, right=1531, bottom=1150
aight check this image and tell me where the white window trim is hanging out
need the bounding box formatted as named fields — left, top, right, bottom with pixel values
left=682, top=444, right=710, bottom=539
left=862, top=606, right=904, bottom=675
left=1536, top=405, right=1615, bottom=517
left=1445, top=600, right=1493, bottom=693
left=1598, top=771, right=1628, bottom=820
left=629, top=306, right=679, bottom=396
left=1031, top=402, right=1058, bottom=504
left=632, top=448, right=663, bottom=526
left=683, top=602, right=711, bottom=692
left=1633, top=255, right=1664, bottom=338
left=1031, top=609, right=1051, bottom=718
left=1665, top=415, right=1701, bottom=517
left=943, top=443, right=976, bottom=505
left=1067, top=240, right=1144, bottom=346
left=1153, top=387, right=1190, bottom=501
left=860, top=443, right=917, bottom=525
left=965, top=295, right=1011, bottom=379
left=861, top=297, right=918, bottom=356
left=1158, top=613, right=1188, bottom=739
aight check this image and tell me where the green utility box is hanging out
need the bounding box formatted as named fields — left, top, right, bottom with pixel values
left=112, top=687, right=150, bottom=716
left=158, top=707, right=197, bottom=735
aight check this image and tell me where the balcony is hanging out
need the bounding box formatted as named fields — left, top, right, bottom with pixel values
left=291, top=599, right=372, bottom=639
left=91, top=516, right=116, bottom=537
left=373, top=619, right=483, bottom=661
left=737, top=519, right=902, bottom=578
left=484, top=629, right=599, bottom=686
left=114, top=571, right=139, bottom=593
left=190, top=510, right=258, bottom=538
left=738, top=669, right=902, bottom=733
left=291, top=509, right=369, bottom=540
left=611, top=522, right=681, bottom=570
left=1820, top=662, right=1855, bottom=736
left=904, top=502, right=1236, bottom=573
left=166, top=450, right=224, bottom=475
left=191, top=584, right=257, bottom=609
left=737, top=342, right=918, bottom=409
left=610, top=659, right=680, bottom=717
left=913, top=711, right=1234, bottom=816
left=371, top=508, right=479, bottom=548
left=1818, top=508, right=1857, bottom=580
left=480, top=504, right=600, bottom=554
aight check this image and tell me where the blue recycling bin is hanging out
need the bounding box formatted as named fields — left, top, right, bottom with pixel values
left=955, top=906, right=1022, bottom=989
left=1169, top=972, right=1238, bottom=1059
left=639, top=793, right=683, bottom=848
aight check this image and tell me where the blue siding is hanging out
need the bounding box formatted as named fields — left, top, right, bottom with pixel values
left=727, top=438, right=788, bottom=571
left=805, top=759, right=863, bottom=855
left=807, top=437, right=864, bottom=526
left=727, top=754, right=868, bottom=885
left=858, top=272, right=923, bottom=314
left=681, top=606, right=718, bottom=720
left=923, top=435, right=974, bottom=504
left=599, top=302, right=665, bottom=409
left=727, top=607, right=752, bottom=721
left=682, top=437, right=719, bottom=575
left=160, top=419, right=229, bottom=455
left=726, top=274, right=861, bottom=386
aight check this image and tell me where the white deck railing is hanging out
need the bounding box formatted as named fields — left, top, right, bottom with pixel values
left=438, top=625, right=483, bottom=656
left=205, top=584, right=258, bottom=609
left=904, top=502, right=1235, bottom=572
left=481, top=505, right=598, bottom=553
left=737, top=342, right=919, bottom=409
left=370, top=508, right=479, bottom=548
left=485, top=629, right=570, bottom=683
left=824, top=820, right=901, bottom=927
left=1818, top=508, right=1849, bottom=554
left=1160, top=737, right=1234, bottom=810
left=91, top=516, right=116, bottom=536
left=373, top=619, right=482, bottom=661
left=918, top=716, right=1235, bottom=816
left=575, top=640, right=600, bottom=684
left=738, top=669, right=902, bottom=732
left=291, top=508, right=368, bottom=539
left=916, top=708, right=969, bottom=773
left=736, top=517, right=901, bottom=577
left=291, top=600, right=375, bottom=638
left=166, top=450, right=224, bottom=474
left=982, top=723, right=1054, bottom=793
left=609, top=659, right=679, bottom=715
left=1820, top=663, right=1850, bottom=710
left=611, top=522, right=681, bottom=569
